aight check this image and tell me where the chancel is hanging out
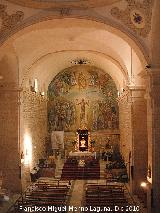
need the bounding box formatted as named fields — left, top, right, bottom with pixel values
left=0, top=1, right=160, bottom=213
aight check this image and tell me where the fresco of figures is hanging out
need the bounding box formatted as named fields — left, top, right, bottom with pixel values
left=48, top=65, right=119, bottom=132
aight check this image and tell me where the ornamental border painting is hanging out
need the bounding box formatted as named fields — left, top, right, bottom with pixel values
left=47, top=65, right=119, bottom=132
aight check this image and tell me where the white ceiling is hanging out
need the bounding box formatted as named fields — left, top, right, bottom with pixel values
left=3, top=18, right=146, bottom=90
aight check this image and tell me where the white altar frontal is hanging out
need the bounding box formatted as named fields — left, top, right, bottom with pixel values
left=69, top=151, right=95, bottom=158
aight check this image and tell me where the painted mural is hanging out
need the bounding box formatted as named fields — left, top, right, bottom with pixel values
left=48, top=65, right=119, bottom=132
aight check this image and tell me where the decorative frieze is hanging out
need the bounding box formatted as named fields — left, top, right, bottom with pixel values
left=111, top=0, right=153, bottom=37
left=0, top=4, right=24, bottom=35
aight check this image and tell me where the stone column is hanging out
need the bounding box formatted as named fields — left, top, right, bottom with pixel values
left=150, top=0, right=160, bottom=68
left=0, top=84, right=21, bottom=192
left=0, top=45, right=21, bottom=192
left=130, top=88, right=148, bottom=195
left=146, top=71, right=160, bottom=213
left=147, top=0, right=160, bottom=211
left=118, top=87, right=148, bottom=195
left=118, top=89, right=133, bottom=191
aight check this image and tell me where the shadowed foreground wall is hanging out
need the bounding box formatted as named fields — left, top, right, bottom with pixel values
left=21, top=89, right=48, bottom=189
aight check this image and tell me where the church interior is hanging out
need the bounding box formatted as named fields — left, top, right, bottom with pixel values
left=0, top=0, right=160, bottom=213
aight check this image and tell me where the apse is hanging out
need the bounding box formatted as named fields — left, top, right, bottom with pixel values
left=47, top=65, right=119, bottom=133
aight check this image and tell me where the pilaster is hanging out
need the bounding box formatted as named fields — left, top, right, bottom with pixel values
left=0, top=83, right=21, bottom=192
left=147, top=0, right=160, bottom=211
left=118, top=87, right=148, bottom=197
left=129, top=87, right=148, bottom=196
left=146, top=69, right=160, bottom=213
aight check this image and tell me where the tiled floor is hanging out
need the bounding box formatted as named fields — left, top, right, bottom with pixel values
left=69, top=180, right=86, bottom=213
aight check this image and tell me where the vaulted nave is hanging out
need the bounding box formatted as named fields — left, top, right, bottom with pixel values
left=0, top=1, right=160, bottom=213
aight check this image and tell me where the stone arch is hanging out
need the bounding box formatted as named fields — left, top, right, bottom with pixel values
left=0, top=17, right=148, bottom=92
left=20, top=50, right=129, bottom=91
left=0, top=16, right=148, bottom=66
left=0, top=15, right=148, bottom=193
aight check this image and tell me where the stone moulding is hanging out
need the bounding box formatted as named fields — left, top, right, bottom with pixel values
left=111, top=0, right=153, bottom=37
left=7, top=0, right=122, bottom=9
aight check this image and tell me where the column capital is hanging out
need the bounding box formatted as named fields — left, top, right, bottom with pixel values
left=0, top=82, right=22, bottom=92
left=128, top=85, right=146, bottom=100
left=145, top=68, right=160, bottom=100
left=117, top=86, right=146, bottom=104
left=138, top=67, right=160, bottom=81
left=149, top=70, right=160, bottom=88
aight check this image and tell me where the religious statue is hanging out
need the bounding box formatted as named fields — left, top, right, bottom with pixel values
left=80, top=137, right=86, bottom=148
left=77, top=98, right=89, bottom=123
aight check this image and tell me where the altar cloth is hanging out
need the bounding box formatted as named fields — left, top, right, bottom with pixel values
left=69, top=151, right=95, bottom=157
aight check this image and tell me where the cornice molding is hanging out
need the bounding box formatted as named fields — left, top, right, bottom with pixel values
left=7, top=0, right=121, bottom=9
left=127, top=85, right=146, bottom=91
left=0, top=82, right=21, bottom=91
